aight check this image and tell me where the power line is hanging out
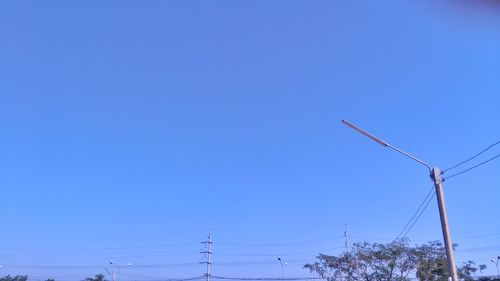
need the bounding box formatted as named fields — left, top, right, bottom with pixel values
left=211, top=276, right=322, bottom=281
left=177, top=276, right=207, bottom=281
left=2, top=263, right=203, bottom=269
left=0, top=252, right=201, bottom=260
left=214, top=258, right=314, bottom=267
left=116, top=274, right=206, bottom=281
left=0, top=243, right=199, bottom=251
left=0, top=248, right=343, bottom=260
left=456, top=245, right=500, bottom=253
left=396, top=185, right=435, bottom=239
left=400, top=191, right=435, bottom=239
left=0, top=237, right=343, bottom=252
left=214, top=248, right=345, bottom=257
left=444, top=152, right=500, bottom=180
left=349, top=230, right=500, bottom=243
left=215, top=237, right=344, bottom=247
left=443, top=140, right=500, bottom=172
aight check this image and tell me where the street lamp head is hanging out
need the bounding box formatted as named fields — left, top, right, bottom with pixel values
left=341, top=119, right=431, bottom=170
left=497, top=256, right=500, bottom=260
left=492, top=259, right=496, bottom=263
left=277, top=257, right=281, bottom=261
left=109, top=261, right=114, bottom=265
left=127, top=263, right=132, bottom=267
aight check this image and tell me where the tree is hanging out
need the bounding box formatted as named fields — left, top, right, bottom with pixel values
left=305, top=239, right=418, bottom=281
left=0, top=276, right=28, bottom=281
left=415, top=241, right=486, bottom=281
left=414, top=241, right=449, bottom=281
left=84, top=274, right=107, bottom=281
left=305, top=239, right=485, bottom=281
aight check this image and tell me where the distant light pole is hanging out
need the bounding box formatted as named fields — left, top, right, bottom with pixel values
left=106, top=261, right=131, bottom=281
left=491, top=256, right=500, bottom=279
left=105, top=261, right=117, bottom=281
left=277, top=257, right=287, bottom=281
left=342, top=120, right=459, bottom=281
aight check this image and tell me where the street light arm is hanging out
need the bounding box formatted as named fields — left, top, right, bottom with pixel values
left=342, top=120, right=389, bottom=147
left=341, top=120, right=459, bottom=281
left=341, top=120, right=432, bottom=172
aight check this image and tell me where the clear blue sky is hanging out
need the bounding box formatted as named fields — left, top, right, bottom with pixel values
left=1, top=1, right=499, bottom=281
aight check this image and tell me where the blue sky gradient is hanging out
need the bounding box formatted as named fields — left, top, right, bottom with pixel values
left=1, top=1, right=500, bottom=280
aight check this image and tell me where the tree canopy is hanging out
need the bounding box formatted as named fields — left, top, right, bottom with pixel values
left=84, top=274, right=108, bottom=281
left=304, top=239, right=487, bottom=281
left=0, top=276, right=28, bottom=281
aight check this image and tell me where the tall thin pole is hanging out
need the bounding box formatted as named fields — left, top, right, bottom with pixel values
left=341, top=120, right=459, bottom=281
left=282, top=264, right=284, bottom=281
left=207, top=234, right=212, bottom=281
left=106, top=262, right=118, bottom=281
left=432, top=168, right=458, bottom=281
left=344, top=224, right=349, bottom=254
left=201, top=234, right=213, bottom=281
left=278, top=257, right=285, bottom=281
left=493, top=257, right=500, bottom=279
left=344, top=225, right=350, bottom=281
left=281, top=261, right=284, bottom=281
left=339, top=227, right=344, bottom=281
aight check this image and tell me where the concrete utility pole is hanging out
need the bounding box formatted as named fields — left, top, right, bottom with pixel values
left=431, top=167, right=458, bottom=281
left=342, top=120, right=459, bottom=281
left=200, top=234, right=213, bottom=281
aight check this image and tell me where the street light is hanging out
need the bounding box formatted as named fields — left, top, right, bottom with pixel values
left=277, top=257, right=287, bottom=281
left=105, top=261, right=117, bottom=281
left=342, top=120, right=459, bottom=281
left=491, top=256, right=500, bottom=280
left=106, top=261, right=131, bottom=281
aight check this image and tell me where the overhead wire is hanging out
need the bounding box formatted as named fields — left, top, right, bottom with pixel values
left=215, top=247, right=345, bottom=257
left=214, top=236, right=344, bottom=247
left=2, top=262, right=203, bottom=269
left=455, top=245, right=500, bottom=253
left=0, top=237, right=342, bottom=252
left=214, top=258, right=314, bottom=267
left=350, top=230, right=500, bottom=243
left=211, top=276, right=322, bottom=280
left=117, top=274, right=206, bottom=281
left=395, top=185, right=435, bottom=239
left=173, top=276, right=206, bottom=281
left=443, top=140, right=500, bottom=173
left=444, top=152, right=500, bottom=180
left=0, top=252, right=201, bottom=260
left=400, top=191, right=435, bottom=239
left=0, top=242, right=200, bottom=252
